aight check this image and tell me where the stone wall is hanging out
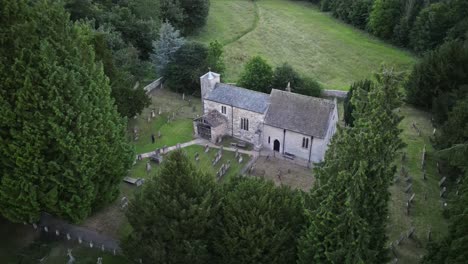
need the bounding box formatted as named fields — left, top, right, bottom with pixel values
left=211, top=122, right=228, bottom=143
left=232, top=107, right=265, bottom=146
left=204, top=100, right=233, bottom=134
left=322, top=89, right=348, bottom=98
left=144, top=77, right=163, bottom=94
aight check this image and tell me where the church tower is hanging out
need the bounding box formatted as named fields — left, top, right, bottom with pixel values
left=200, top=71, right=220, bottom=110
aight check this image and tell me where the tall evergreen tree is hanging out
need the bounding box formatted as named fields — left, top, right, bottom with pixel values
left=298, top=68, right=403, bottom=263
left=368, top=0, right=401, bottom=40
left=343, top=79, right=373, bottom=127
left=122, top=150, right=219, bottom=263
left=215, top=178, right=305, bottom=264
left=0, top=0, right=133, bottom=223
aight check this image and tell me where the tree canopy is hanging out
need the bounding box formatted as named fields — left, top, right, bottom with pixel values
left=0, top=0, right=133, bottom=223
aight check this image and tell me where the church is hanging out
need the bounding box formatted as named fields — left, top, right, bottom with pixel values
left=193, top=71, right=338, bottom=164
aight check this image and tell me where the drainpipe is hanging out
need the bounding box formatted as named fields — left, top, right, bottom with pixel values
left=308, top=136, right=314, bottom=168
left=283, top=129, right=286, bottom=154
left=231, top=104, right=234, bottom=136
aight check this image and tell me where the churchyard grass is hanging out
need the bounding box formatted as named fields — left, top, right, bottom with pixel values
left=387, top=105, right=448, bottom=263
left=192, top=0, right=416, bottom=90
left=128, top=88, right=201, bottom=155
left=130, top=145, right=249, bottom=183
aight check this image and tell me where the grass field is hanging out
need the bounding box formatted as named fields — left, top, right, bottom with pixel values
left=191, top=0, right=416, bottom=90
left=387, top=105, right=448, bottom=263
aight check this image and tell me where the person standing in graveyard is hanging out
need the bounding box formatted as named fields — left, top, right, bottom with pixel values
left=151, top=133, right=155, bottom=144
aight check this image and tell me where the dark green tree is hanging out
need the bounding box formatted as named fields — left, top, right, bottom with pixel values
left=207, top=40, right=226, bottom=74
left=122, top=150, right=218, bottom=263
left=343, top=79, right=373, bottom=127
left=0, top=0, right=133, bottom=223
left=295, top=76, right=323, bottom=97
left=163, top=41, right=209, bottom=93
left=215, top=177, right=305, bottom=264
left=368, top=0, right=401, bottom=40
left=271, top=63, right=302, bottom=90
left=160, top=0, right=210, bottom=34
left=404, top=40, right=468, bottom=123
left=238, top=56, right=273, bottom=93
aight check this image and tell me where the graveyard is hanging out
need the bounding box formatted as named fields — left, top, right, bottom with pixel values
left=129, top=88, right=200, bottom=155
left=247, top=156, right=315, bottom=191
left=386, top=105, right=448, bottom=264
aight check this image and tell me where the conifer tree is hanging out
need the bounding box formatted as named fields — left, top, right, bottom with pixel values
left=0, top=0, right=133, bottom=223
left=151, top=21, right=185, bottom=75
left=215, top=178, right=305, bottom=264
left=298, top=68, right=403, bottom=263
left=122, top=150, right=219, bottom=263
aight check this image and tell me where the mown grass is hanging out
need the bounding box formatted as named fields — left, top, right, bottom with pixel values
left=130, top=145, right=249, bottom=183
left=128, top=89, right=201, bottom=154
left=194, top=0, right=416, bottom=90
left=387, top=105, right=448, bottom=263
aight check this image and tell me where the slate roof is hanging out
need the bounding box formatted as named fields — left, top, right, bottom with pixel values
left=205, top=83, right=270, bottom=113
left=199, top=110, right=227, bottom=127
left=264, top=89, right=335, bottom=139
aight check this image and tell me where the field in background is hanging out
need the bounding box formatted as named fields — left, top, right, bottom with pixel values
left=191, top=0, right=415, bottom=90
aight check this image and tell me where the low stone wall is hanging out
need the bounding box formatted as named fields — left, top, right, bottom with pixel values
left=144, top=77, right=163, bottom=94
left=322, top=89, right=348, bottom=98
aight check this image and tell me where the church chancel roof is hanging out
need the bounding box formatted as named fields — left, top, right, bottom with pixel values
left=264, top=89, right=335, bottom=139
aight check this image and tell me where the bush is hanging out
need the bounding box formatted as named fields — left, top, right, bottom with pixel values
left=238, top=56, right=273, bottom=93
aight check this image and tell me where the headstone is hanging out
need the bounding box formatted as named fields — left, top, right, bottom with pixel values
left=113, top=249, right=116, bottom=255
left=78, top=237, right=82, bottom=244
left=405, top=184, right=412, bottom=193
left=146, top=161, right=151, bottom=173
left=427, top=227, right=432, bottom=241
left=67, top=249, right=75, bottom=264
left=433, top=128, right=436, bottom=135
left=44, top=226, right=48, bottom=232
left=158, top=130, right=161, bottom=138
left=438, top=177, right=446, bottom=187
left=189, top=99, right=192, bottom=106
left=204, top=144, right=209, bottom=153
left=151, top=109, right=156, bottom=118
left=67, top=233, right=71, bottom=240
left=33, top=223, right=37, bottom=229
left=101, top=245, right=105, bottom=251
left=238, top=154, right=243, bottom=164
left=235, top=148, right=239, bottom=158
left=409, top=193, right=415, bottom=204
left=421, top=145, right=426, bottom=169
left=97, top=257, right=103, bottom=264
left=55, top=229, right=60, bottom=236
left=90, top=241, right=93, bottom=248
left=440, top=187, right=446, bottom=197
left=182, top=93, right=185, bottom=101
left=192, top=105, right=196, bottom=112
left=147, top=115, right=151, bottom=123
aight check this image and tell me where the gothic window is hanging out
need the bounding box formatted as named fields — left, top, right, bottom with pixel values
left=221, top=105, right=226, bottom=114
left=241, top=118, right=249, bottom=131
left=302, top=137, right=309, bottom=149
left=268, top=136, right=271, bottom=144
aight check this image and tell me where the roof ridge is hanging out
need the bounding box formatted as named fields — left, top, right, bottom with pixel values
left=271, top=89, right=334, bottom=105
left=216, top=83, right=269, bottom=96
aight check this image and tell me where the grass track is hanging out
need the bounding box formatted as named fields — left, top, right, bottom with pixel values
left=193, top=0, right=416, bottom=90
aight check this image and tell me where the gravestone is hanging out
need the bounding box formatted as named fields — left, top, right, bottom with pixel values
left=238, top=154, right=243, bottom=163
left=195, top=152, right=199, bottom=162
left=90, top=241, right=94, bottom=248
left=182, top=93, right=185, bottom=101
left=151, top=109, right=156, bottom=118
left=427, top=227, right=432, bottom=241
left=192, top=105, right=196, bottom=112
left=55, top=229, right=60, bottom=236
left=439, top=177, right=446, bottom=187
left=440, top=187, right=446, bottom=197
left=67, top=233, right=71, bottom=240
left=97, top=257, right=103, bottom=264
left=405, top=184, right=412, bottom=193
left=78, top=237, right=82, bottom=244
left=44, top=226, right=48, bottom=232
left=409, top=193, right=415, bottom=204
left=235, top=148, right=239, bottom=158
left=67, top=249, right=75, bottom=264
left=158, top=130, right=161, bottom=138
left=146, top=162, right=151, bottom=173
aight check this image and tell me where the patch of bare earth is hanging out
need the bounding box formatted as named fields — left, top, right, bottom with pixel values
left=248, top=156, right=315, bottom=191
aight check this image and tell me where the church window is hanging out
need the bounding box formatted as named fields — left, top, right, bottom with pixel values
left=268, top=136, right=271, bottom=144
left=241, top=118, right=249, bottom=131
left=302, top=137, right=309, bottom=149
left=221, top=106, right=226, bottom=114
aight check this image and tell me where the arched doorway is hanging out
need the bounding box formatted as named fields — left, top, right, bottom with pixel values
left=273, top=139, right=280, bottom=152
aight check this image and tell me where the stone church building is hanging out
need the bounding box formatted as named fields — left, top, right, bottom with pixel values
left=193, top=71, right=338, bottom=163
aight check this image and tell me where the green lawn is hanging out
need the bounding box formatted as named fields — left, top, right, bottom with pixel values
left=387, top=105, right=448, bottom=263
left=192, top=0, right=416, bottom=90
left=129, top=89, right=201, bottom=154
left=130, top=145, right=249, bottom=183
